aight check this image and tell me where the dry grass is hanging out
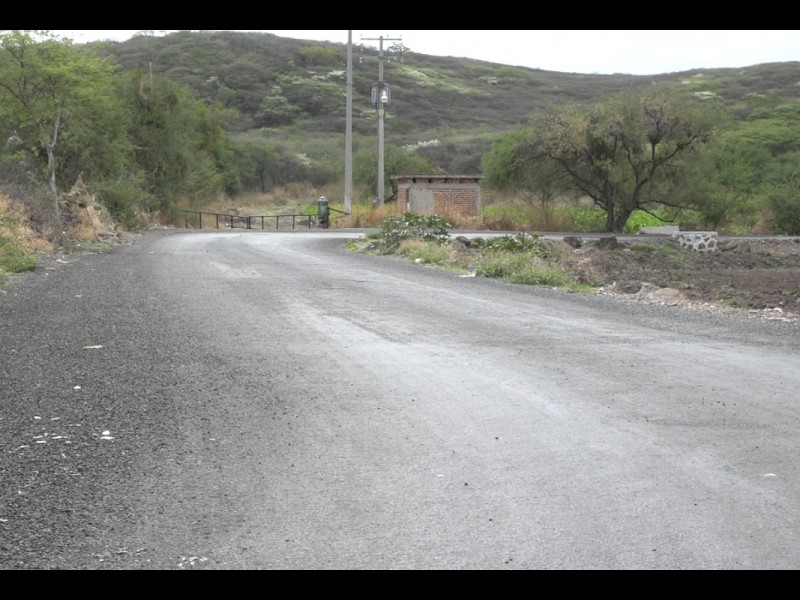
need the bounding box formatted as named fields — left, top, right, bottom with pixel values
left=0, top=195, right=54, bottom=254
left=396, top=239, right=454, bottom=264
left=332, top=203, right=402, bottom=228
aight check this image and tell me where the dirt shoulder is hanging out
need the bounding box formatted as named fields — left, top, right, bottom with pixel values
left=547, top=235, right=800, bottom=324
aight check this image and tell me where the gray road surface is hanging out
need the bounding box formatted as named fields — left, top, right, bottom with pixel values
left=1, top=229, right=799, bottom=570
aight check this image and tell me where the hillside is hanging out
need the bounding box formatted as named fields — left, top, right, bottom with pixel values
left=94, top=31, right=800, bottom=174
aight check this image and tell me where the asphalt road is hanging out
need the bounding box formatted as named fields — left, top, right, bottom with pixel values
left=2, top=228, right=799, bottom=570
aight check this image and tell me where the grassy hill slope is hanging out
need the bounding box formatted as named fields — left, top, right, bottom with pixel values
left=95, top=31, right=800, bottom=174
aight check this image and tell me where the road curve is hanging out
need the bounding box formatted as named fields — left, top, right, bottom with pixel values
left=1, top=229, right=799, bottom=570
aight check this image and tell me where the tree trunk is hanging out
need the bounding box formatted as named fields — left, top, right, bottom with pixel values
left=604, top=200, right=616, bottom=233
left=615, top=208, right=634, bottom=233
left=46, top=108, right=62, bottom=224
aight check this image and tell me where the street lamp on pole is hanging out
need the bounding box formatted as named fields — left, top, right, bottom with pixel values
left=371, top=81, right=391, bottom=207
left=363, top=34, right=401, bottom=208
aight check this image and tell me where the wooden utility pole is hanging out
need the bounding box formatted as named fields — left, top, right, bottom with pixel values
left=344, top=30, right=353, bottom=215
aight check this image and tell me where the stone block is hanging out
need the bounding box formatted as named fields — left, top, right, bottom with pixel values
left=671, top=231, right=719, bottom=253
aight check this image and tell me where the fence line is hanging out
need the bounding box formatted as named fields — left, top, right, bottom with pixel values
left=175, top=210, right=317, bottom=231
left=175, top=207, right=349, bottom=231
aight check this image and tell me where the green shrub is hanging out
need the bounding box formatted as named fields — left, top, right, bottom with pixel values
left=93, top=179, right=153, bottom=230
left=473, top=232, right=550, bottom=257
left=558, top=207, right=607, bottom=232
left=372, top=213, right=452, bottom=254
left=768, top=188, right=800, bottom=235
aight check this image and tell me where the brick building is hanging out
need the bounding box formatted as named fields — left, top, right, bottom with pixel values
left=392, top=174, right=483, bottom=217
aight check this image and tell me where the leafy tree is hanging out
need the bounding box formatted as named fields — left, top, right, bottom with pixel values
left=0, top=30, right=126, bottom=222
left=239, top=145, right=318, bottom=190
left=489, top=85, right=725, bottom=232
left=225, top=141, right=272, bottom=194
left=279, top=76, right=343, bottom=117
left=482, top=128, right=572, bottom=224
left=734, top=103, right=800, bottom=155
left=120, top=70, right=230, bottom=209
left=296, top=46, right=341, bottom=67
left=256, top=86, right=302, bottom=127
left=353, top=144, right=436, bottom=202
left=674, top=134, right=767, bottom=229
left=674, top=102, right=800, bottom=231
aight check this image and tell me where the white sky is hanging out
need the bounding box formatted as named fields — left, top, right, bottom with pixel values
left=50, top=30, right=799, bottom=76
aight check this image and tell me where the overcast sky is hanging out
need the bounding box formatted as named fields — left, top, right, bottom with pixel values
left=49, top=30, right=800, bottom=76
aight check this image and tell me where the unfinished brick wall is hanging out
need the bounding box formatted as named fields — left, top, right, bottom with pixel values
left=433, top=187, right=480, bottom=216
left=393, top=175, right=482, bottom=217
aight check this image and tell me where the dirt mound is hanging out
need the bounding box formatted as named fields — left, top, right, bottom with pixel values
left=554, top=236, right=800, bottom=321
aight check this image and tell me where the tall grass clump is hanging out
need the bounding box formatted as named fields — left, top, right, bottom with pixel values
left=482, top=201, right=579, bottom=232
left=475, top=250, right=574, bottom=286
left=472, top=232, right=581, bottom=288
left=396, top=239, right=453, bottom=264
left=481, top=204, right=529, bottom=231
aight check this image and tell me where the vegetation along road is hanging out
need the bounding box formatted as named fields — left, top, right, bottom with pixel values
left=2, top=229, right=800, bottom=570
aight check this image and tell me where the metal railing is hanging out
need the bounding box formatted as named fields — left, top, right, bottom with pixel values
left=175, top=210, right=317, bottom=231
left=174, top=207, right=349, bottom=231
